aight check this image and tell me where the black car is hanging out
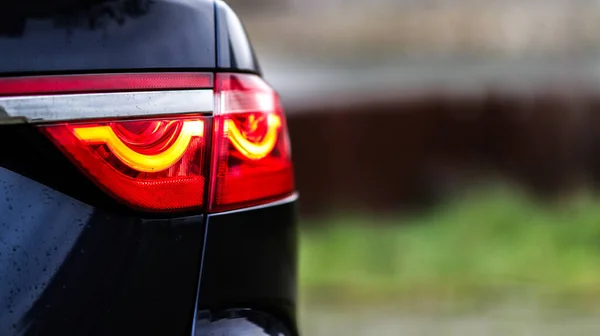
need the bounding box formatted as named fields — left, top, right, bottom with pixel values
left=0, top=0, right=298, bottom=335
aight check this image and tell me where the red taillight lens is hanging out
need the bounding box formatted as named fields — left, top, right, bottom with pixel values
left=5, top=72, right=294, bottom=213
left=42, top=117, right=208, bottom=211
left=209, top=73, right=294, bottom=212
left=26, top=73, right=214, bottom=212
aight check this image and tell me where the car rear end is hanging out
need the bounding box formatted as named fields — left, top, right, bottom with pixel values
left=0, top=1, right=298, bottom=335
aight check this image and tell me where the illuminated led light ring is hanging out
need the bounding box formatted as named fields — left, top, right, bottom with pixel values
left=226, top=114, right=281, bottom=160
left=73, top=120, right=204, bottom=173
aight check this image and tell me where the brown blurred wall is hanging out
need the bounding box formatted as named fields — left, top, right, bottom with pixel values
left=287, top=89, right=600, bottom=217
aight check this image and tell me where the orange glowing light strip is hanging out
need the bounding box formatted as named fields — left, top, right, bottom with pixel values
left=73, top=120, right=204, bottom=172
left=226, top=114, right=281, bottom=160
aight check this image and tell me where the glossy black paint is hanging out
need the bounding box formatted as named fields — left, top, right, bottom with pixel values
left=0, top=167, right=205, bottom=335
left=0, top=0, right=215, bottom=75
left=196, top=200, right=299, bottom=336
left=215, top=0, right=262, bottom=74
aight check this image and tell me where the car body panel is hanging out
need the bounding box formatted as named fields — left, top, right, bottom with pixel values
left=196, top=198, right=299, bottom=336
left=0, top=0, right=215, bottom=75
left=0, top=167, right=205, bottom=335
left=215, top=0, right=262, bottom=74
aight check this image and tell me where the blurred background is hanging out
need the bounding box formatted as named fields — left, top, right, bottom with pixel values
left=229, top=1, right=600, bottom=335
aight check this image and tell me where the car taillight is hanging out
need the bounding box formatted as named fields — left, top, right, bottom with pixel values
left=1, top=72, right=294, bottom=213
left=42, top=117, right=208, bottom=211
left=210, top=73, right=294, bottom=212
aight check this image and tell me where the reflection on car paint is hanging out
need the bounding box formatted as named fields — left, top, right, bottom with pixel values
left=195, top=309, right=291, bottom=336
left=0, top=167, right=92, bottom=333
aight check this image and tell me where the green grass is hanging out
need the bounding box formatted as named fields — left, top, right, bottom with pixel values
left=299, top=186, right=600, bottom=308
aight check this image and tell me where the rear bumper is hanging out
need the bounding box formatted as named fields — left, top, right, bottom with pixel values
left=195, top=196, right=299, bottom=336
left=0, top=167, right=298, bottom=335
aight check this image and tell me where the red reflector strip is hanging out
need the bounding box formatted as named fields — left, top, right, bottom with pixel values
left=0, top=73, right=213, bottom=97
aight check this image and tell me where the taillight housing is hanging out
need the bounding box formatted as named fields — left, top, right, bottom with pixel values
left=13, top=72, right=294, bottom=213
left=210, top=73, right=295, bottom=212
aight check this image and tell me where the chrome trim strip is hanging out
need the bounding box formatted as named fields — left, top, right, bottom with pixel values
left=207, top=193, right=299, bottom=217
left=0, top=89, right=214, bottom=122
